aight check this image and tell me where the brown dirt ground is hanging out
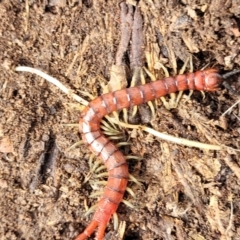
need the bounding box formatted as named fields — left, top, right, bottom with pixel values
left=1, top=0, right=240, bottom=240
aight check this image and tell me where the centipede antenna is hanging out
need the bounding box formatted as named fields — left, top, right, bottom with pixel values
left=222, top=69, right=240, bottom=79
left=222, top=81, right=237, bottom=94
left=221, top=69, right=240, bottom=94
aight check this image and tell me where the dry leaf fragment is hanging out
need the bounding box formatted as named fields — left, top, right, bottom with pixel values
left=108, top=65, right=128, bottom=92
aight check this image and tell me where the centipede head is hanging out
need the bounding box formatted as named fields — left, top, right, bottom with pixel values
left=203, top=68, right=223, bottom=92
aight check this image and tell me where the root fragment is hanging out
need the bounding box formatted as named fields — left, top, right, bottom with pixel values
left=16, top=66, right=88, bottom=105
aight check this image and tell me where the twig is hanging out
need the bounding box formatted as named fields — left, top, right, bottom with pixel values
left=225, top=200, right=234, bottom=235
left=107, top=117, right=221, bottom=150
left=116, top=2, right=134, bottom=65
left=131, top=5, right=144, bottom=68
left=224, top=155, right=240, bottom=180
left=221, top=98, right=240, bottom=117
left=25, top=0, right=29, bottom=32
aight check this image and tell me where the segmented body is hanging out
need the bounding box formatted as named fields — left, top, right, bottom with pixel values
left=76, top=69, right=222, bottom=240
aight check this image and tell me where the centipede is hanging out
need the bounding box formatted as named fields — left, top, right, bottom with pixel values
left=76, top=68, right=222, bottom=240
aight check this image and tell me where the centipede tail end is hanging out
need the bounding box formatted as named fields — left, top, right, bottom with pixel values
left=75, top=220, right=98, bottom=240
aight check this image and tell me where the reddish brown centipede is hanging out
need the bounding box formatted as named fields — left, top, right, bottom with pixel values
left=76, top=68, right=222, bottom=240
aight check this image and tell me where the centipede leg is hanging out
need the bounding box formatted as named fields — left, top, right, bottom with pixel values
left=176, top=55, right=194, bottom=105
left=140, top=68, right=156, bottom=120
